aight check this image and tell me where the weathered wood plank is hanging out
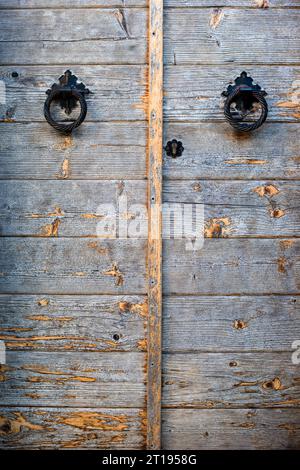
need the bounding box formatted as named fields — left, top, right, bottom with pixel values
left=0, top=294, right=147, bottom=352
left=0, top=180, right=147, bottom=237
left=164, top=66, right=300, bottom=121
left=163, top=180, right=300, bottom=237
left=163, top=353, right=300, bottom=408
left=0, top=1, right=146, bottom=6
left=163, top=295, right=299, bottom=352
left=163, top=239, right=300, bottom=294
left=0, top=9, right=146, bottom=65
left=0, top=407, right=146, bottom=449
left=1, top=180, right=299, bottom=237
left=0, top=1, right=298, bottom=8
left=164, top=9, right=300, bottom=65
left=163, top=122, right=300, bottom=180
left=162, top=409, right=300, bottom=449
left=0, top=238, right=146, bottom=294
left=147, top=0, right=163, bottom=451
left=0, top=66, right=147, bottom=122
left=1, top=351, right=146, bottom=407
left=164, top=1, right=300, bottom=5
left=0, top=122, right=146, bottom=180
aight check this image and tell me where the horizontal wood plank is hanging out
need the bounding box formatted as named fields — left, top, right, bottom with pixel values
left=162, top=409, right=300, bottom=449
left=1, top=180, right=299, bottom=237
left=0, top=122, right=146, bottom=180
left=0, top=407, right=146, bottom=449
left=164, top=1, right=300, bottom=5
left=164, top=9, right=300, bottom=64
left=163, top=352, right=300, bottom=408
left=163, top=122, right=300, bottom=179
left=163, top=295, right=299, bottom=352
left=0, top=1, right=298, bottom=7
left=0, top=66, right=147, bottom=122
left=0, top=238, right=146, bottom=294
left=1, top=351, right=146, bottom=407
left=0, top=294, right=147, bottom=352
left=163, top=180, right=300, bottom=237
left=0, top=180, right=147, bottom=237
left=163, top=239, right=300, bottom=294
left=164, top=66, right=300, bottom=121
left=0, top=9, right=146, bottom=65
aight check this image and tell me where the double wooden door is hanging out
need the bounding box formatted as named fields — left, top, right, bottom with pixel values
left=0, top=0, right=300, bottom=450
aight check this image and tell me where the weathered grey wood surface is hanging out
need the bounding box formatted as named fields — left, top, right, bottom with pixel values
left=0, top=122, right=146, bottom=180
left=162, top=409, right=300, bottom=449
left=164, top=9, right=300, bottom=65
left=0, top=294, right=147, bottom=352
left=164, top=66, right=300, bottom=121
left=163, top=295, right=299, bottom=352
left=0, top=9, right=147, bottom=65
left=0, top=407, right=146, bottom=449
left=164, top=122, right=300, bottom=179
left=1, top=351, right=146, bottom=407
left=0, top=1, right=147, bottom=7
left=163, top=352, right=300, bottom=408
left=0, top=66, right=147, bottom=122
left=163, top=239, right=300, bottom=294
left=1, top=180, right=299, bottom=237
left=0, top=1, right=298, bottom=7
left=0, top=180, right=147, bottom=236
left=0, top=238, right=146, bottom=294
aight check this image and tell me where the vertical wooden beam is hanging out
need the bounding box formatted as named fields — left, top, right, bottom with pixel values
left=147, top=0, right=163, bottom=451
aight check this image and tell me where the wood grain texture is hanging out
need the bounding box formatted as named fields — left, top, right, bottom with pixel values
left=0, top=238, right=146, bottom=294
left=164, top=9, right=300, bottom=64
left=0, top=9, right=147, bottom=65
left=147, top=0, right=163, bottom=451
left=0, top=294, right=147, bottom=352
left=163, top=180, right=300, bottom=237
left=164, top=66, right=300, bottom=121
left=163, top=122, right=300, bottom=180
left=163, top=352, right=300, bottom=408
left=162, top=409, right=300, bottom=449
left=0, top=180, right=147, bottom=237
left=0, top=0, right=147, bottom=6
left=0, top=122, right=146, bottom=180
left=163, top=239, right=300, bottom=294
left=162, top=295, right=299, bottom=352
left=0, top=407, right=146, bottom=449
left=1, top=351, right=146, bottom=407
left=164, top=1, right=300, bottom=5
left=1, top=180, right=299, bottom=237
left=0, top=66, right=147, bottom=122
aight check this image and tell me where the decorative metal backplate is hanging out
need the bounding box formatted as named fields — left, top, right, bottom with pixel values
left=45, top=70, right=90, bottom=115
left=222, top=71, right=267, bottom=112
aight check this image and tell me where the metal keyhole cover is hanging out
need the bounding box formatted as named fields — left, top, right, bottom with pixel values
left=44, top=70, right=90, bottom=134
left=165, top=139, right=184, bottom=158
left=222, top=71, right=268, bottom=132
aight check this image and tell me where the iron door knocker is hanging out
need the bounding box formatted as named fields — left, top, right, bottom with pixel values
left=44, top=70, right=89, bottom=133
left=222, top=71, right=268, bottom=132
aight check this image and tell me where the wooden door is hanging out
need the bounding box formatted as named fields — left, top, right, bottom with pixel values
left=1, top=0, right=300, bottom=452
left=0, top=0, right=162, bottom=450
left=161, top=1, right=300, bottom=450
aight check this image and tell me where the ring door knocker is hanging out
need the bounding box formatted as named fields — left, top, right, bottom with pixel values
left=44, top=70, right=89, bottom=133
left=222, top=71, right=268, bottom=132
